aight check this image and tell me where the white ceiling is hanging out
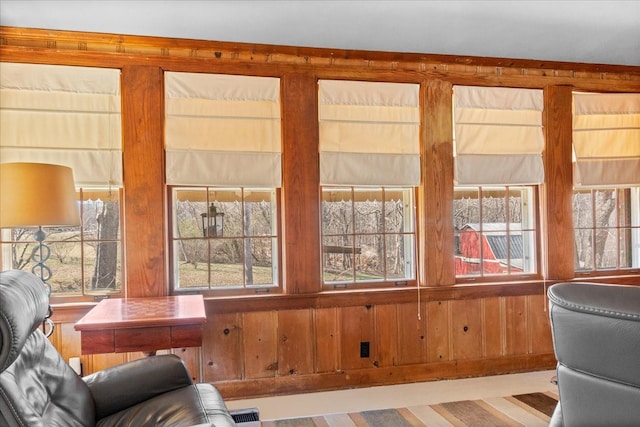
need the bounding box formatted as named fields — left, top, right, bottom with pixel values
left=1, top=1, right=639, bottom=66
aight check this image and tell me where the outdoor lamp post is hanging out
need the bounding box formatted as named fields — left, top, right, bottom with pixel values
left=201, top=203, right=224, bottom=238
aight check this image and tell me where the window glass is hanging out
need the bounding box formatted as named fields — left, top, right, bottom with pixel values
left=171, top=187, right=278, bottom=291
left=573, top=187, right=640, bottom=272
left=454, top=186, right=537, bottom=278
left=0, top=189, right=123, bottom=299
left=321, top=187, right=415, bottom=286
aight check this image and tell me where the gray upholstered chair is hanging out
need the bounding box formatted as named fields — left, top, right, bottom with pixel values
left=547, top=282, right=640, bottom=427
left=0, top=269, right=236, bottom=426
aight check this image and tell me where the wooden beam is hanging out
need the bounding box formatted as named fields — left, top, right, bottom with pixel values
left=121, top=65, right=166, bottom=297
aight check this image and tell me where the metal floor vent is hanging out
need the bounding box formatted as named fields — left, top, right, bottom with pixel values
left=230, top=407, right=260, bottom=426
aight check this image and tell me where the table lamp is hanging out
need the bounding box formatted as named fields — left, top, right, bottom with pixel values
left=0, top=162, right=81, bottom=336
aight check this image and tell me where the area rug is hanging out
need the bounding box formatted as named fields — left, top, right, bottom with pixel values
left=260, top=391, right=558, bottom=426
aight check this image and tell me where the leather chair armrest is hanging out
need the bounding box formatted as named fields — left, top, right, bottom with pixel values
left=84, top=354, right=194, bottom=420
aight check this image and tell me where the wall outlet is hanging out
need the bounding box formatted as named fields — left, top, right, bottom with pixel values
left=360, top=341, right=370, bottom=358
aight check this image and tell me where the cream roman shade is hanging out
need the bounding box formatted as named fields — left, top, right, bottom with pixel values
left=165, top=72, right=281, bottom=187
left=573, top=92, right=640, bottom=188
left=318, top=79, right=420, bottom=186
left=454, top=85, right=544, bottom=186
left=0, top=62, right=122, bottom=187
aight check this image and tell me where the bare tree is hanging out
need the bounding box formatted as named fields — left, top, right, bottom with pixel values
left=92, top=201, right=119, bottom=289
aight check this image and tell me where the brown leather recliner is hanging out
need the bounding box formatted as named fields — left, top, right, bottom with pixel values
left=0, top=269, right=236, bottom=426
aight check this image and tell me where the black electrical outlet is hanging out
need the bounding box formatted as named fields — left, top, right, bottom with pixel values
left=360, top=341, right=370, bottom=358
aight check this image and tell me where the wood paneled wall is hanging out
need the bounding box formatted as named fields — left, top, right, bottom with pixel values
left=3, top=26, right=638, bottom=399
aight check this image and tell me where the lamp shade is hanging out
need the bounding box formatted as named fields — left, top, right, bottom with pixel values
left=0, top=162, right=80, bottom=227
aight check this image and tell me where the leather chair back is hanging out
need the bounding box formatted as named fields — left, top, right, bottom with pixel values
left=0, top=270, right=96, bottom=427
left=548, top=282, right=640, bottom=426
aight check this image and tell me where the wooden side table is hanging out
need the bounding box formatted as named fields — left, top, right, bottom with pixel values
left=74, top=295, right=206, bottom=357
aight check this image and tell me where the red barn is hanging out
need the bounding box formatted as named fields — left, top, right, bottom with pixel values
left=455, top=223, right=525, bottom=276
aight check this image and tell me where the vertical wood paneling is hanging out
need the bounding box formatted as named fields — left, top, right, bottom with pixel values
left=278, top=309, right=314, bottom=376
left=243, top=311, right=277, bottom=379
left=375, top=304, right=399, bottom=367
left=528, top=294, right=554, bottom=354
left=504, top=296, right=528, bottom=355
left=85, top=353, right=126, bottom=375
left=396, top=302, right=426, bottom=365
left=427, top=300, right=450, bottom=362
left=202, top=312, right=242, bottom=382
left=281, top=72, right=321, bottom=294
left=423, top=79, right=455, bottom=286
left=172, top=347, right=200, bottom=382
left=315, top=307, right=340, bottom=373
left=451, top=299, right=483, bottom=360
left=340, top=305, right=375, bottom=370
left=543, top=85, right=575, bottom=280
left=483, top=297, right=503, bottom=358
left=121, top=65, right=166, bottom=297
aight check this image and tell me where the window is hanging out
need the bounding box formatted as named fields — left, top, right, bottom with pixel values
left=453, top=86, right=544, bottom=280
left=572, top=92, right=640, bottom=273
left=0, top=63, right=123, bottom=300
left=318, top=80, right=420, bottom=287
left=321, top=187, right=415, bottom=286
left=170, top=187, right=278, bottom=290
left=0, top=189, right=123, bottom=299
left=573, top=188, right=640, bottom=272
left=164, top=72, right=282, bottom=292
left=453, top=186, right=537, bottom=278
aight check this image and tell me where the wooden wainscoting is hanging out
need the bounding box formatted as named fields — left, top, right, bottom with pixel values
left=50, top=292, right=555, bottom=399
left=202, top=294, right=555, bottom=399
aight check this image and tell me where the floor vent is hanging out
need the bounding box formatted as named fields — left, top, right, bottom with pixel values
left=230, top=408, right=260, bottom=426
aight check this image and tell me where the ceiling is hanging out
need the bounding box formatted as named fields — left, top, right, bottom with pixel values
left=1, top=1, right=639, bottom=67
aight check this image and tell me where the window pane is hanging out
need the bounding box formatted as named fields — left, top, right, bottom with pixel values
left=323, top=235, right=355, bottom=283
left=482, top=189, right=507, bottom=226
left=385, top=189, right=412, bottom=233
left=174, top=240, right=208, bottom=288
left=210, top=238, right=244, bottom=287
left=354, top=234, right=383, bottom=281
left=174, top=189, right=208, bottom=238
left=620, top=228, right=632, bottom=268
left=248, top=237, right=275, bottom=286
left=83, top=241, right=121, bottom=293
left=246, top=190, right=275, bottom=235
left=385, top=234, right=413, bottom=280
left=322, top=188, right=353, bottom=235
left=354, top=189, right=383, bottom=234
left=453, top=188, right=480, bottom=229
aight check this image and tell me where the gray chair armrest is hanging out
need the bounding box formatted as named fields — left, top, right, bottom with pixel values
left=84, top=354, right=193, bottom=419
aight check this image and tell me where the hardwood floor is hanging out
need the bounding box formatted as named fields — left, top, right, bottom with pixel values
left=226, top=369, right=558, bottom=421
